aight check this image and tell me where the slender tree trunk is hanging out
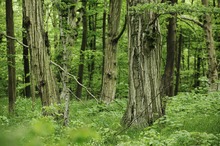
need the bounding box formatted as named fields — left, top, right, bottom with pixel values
left=76, top=0, right=88, bottom=99
left=101, top=0, right=107, bottom=94
left=194, top=47, right=201, bottom=87
left=22, top=0, right=31, bottom=98
left=88, top=1, right=97, bottom=96
left=59, top=0, right=78, bottom=125
left=122, top=0, right=162, bottom=128
left=175, top=30, right=183, bottom=95
left=202, top=0, right=218, bottom=91
left=24, top=0, right=58, bottom=111
left=6, top=0, right=16, bottom=114
left=101, top=0, right=122, bottom=104
left=161, top=3, right=176, bottom=97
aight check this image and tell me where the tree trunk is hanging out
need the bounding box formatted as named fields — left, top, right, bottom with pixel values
left=202, top=0, right=218, bottom=91
left=75, top=0, right=88, bottom=99
left=122, top=0, right=162, bottom=128
left=101, top=0, right=122, bottom=104
left=161, top=2, right=177, bottom=98
left=24, top=0, right=58, bottom=111
left=6, top=0, right=16, bottom=114
left=175, top=30, right=183, bottom=95
left=22, top=0, right=31, bottom=98
left=87, top=1, right=97, bottom=97
left=101, top=0, right=107, bottom=95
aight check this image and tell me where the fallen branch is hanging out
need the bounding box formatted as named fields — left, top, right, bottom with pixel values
left=1, top=32, right=29, bottom=48
left=50, top=60, right=99, bottom=102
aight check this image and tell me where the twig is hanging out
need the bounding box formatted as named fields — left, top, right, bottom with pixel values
left=1, top=32, right=29, bottom=48
left=50, top=60, right=99, bottom=102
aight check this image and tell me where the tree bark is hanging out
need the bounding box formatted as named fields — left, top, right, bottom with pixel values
left=101, top=0, right=107, bottom=95
left=24, top=0, right=58, bottom=111
left=75, top=0, right=88, bottom=99
left=6, top=0, right=16, bottom=114
left=87, top=1, right=97, bottom=97
left=22, top=0, right=31, bottom=98
left=202, top=0, right=219, bottom=91
left=161, top=1, right=177, bottom=99
left=122, top=0, right=162, bottom=128
left=101, top=0, right=122, bottom=104
left=175, top=30, right=183, bottom=95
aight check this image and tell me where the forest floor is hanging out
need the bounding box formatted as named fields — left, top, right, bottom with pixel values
left=0, top=92, right=220, bottom=146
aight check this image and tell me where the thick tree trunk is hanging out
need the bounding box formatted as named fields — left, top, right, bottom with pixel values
left=6, top=0, right=16, bottom=114
left=122, top=0, right=162, bottom=128
left=22, top=0, right=31, bottom=98
left=24, top=0, right=58, bottom=110
left=76, top=0, right=88, bottom=99
left=101, top=0, right=122, bottom=104
left=202, top=0, right=219, bottom=91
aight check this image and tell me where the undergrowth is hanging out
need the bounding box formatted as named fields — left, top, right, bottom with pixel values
left=0, top=92, right=220, bottom=145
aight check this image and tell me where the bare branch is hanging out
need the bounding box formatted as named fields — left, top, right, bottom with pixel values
left=50, top=61, right=99, bottom=102
left=178, top=15, right=204, bottom=28
left=1, top=32, right=29, bottom=48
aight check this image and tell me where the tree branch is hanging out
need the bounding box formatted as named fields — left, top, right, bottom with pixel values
left=1, top=32, right=29, bottom=48
left=178, top=15, right=204, bottom=28
left=113, top=15, right=127, bottom=43
left=50, top=61, right=99, bottom=102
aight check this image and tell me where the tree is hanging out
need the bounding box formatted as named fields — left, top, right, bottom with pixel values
left=22, top=0, right=31, bottom=98
left=75, top=0, right=88, bottom=99
left=24, top=0, right=58, bottom=111
left=122, top=0, right=162, bottom=127
left=161, top=0, right=177, bottom=114
left=101, top=0, right=122, bottom=104
left=87, top=0, right=97, bottom=96
left=202, top=0, right=218, bottom=91
left=6, top=0, right=16, bottom=114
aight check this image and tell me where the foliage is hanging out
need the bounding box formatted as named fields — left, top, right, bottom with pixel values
left=0, top=92, right=220, bottom=145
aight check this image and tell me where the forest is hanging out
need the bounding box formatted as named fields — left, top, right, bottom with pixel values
left=0, top=0, right=220, bottom=145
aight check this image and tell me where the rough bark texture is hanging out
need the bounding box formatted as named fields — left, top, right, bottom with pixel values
left=6, top=0, right=16, bottom=114
left=101, top=0, right=122, bottom=104
left=122, top=0, right=162, bottom=128
left=22, top=0, right=31, bottom=98
left=24, top=0, right=58, bottom=109
left=202, top=0, right=219, bottom=91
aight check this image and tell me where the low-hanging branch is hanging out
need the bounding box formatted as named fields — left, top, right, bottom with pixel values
left=50, top=61, right=99, bottom=102
left=178, top=15, right=204, bottom=28
left=1, top=33, right=97, bottom=102
left=1, top=32, right=29, bottom=48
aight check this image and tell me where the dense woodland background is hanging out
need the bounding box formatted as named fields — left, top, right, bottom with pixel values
left=0, top=0, right=220, bottom=145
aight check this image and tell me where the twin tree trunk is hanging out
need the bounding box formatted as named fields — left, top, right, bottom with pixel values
left=101, top=0, right=122, bottom=103
left=122, top=0, right=162, bottom=127
left=24, top=0, right=58, bottom=109
left=6, top=0, right=16, bottom=114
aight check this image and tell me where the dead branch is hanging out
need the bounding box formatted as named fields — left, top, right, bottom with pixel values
left=1, top=32, right=29, bottom=48
left=50, top=61, right=99, bottom=102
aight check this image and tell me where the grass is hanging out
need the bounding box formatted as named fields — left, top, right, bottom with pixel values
left=0, top=92, right=220, bottom=145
